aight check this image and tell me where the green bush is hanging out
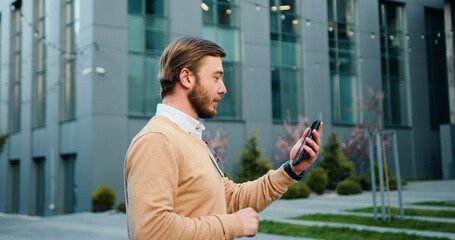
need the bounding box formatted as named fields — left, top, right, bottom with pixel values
left=347, top=175, right=371, bottom=191
left=336, top=180, right=363, bottom=195
left=306, top=167, right=328, bottom=195
left=92, top=185, right=116, bottom=212
left=389, top=176, right=407, bottom=190
left=282, top=182, right=311, bottom=199
left=372, top=163, right=407, bottom=190
left=116, top=202, right=126, bottom=213
left=319, top=132, right=355, bottom=189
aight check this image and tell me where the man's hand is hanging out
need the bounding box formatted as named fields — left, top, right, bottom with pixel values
left=289, top=122, right=323, bottom=175
left=235, top=207, right=259, bottom=237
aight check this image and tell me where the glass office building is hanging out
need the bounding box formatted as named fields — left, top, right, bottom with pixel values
left=0, top=0, right=451, bottom=215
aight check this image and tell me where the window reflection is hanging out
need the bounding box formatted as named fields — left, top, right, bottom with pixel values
left=128, top=0, right=168, bottom=117
left=327, top=0, right=359, bottom=124
left=270, top=0, right=302, bottom=121
left=380, top=2, right=408, bottom=126
left=202, top=0, right=241, bottom=120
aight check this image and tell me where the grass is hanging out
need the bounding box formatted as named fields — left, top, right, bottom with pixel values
left=258, top=220, right=449, bottom=240
left=410, top=201, right=455, bottom=207
left=290, top=214, right=455, bottom=233
left=346, top=206, right=455, bottom=219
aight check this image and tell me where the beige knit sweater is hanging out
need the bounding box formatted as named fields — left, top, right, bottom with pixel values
left=124, top=116, right=296, bottom=239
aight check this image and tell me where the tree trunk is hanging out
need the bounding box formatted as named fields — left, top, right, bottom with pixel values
left=377, top=111, right=392, bottom=223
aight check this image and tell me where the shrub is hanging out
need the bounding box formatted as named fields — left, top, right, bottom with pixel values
left=336, top=180, right=363, bottom=195
left=236, top=129, right=272, bottom=183
left=116, top=202, right=126, bottom=213
left=92, top=185, right=116, bottom=212
left=347, top=175, right=371, bottom=191
left=306, top=167, right=328, bottom=195
left=319, top=132, right=355, bottom=189
left=371, top=163, right=406, bottom=190
left=389, top=176, right=407, bottom=190
left=282, top=182, right=311, bottom=199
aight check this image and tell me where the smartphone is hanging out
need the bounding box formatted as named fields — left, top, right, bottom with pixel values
left=291, top=120, right=322, bottom=166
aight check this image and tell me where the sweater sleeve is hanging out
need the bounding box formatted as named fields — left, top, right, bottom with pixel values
left=223, top=166, right=297, bottom=214
left=125, top=132, right=244, bottom=240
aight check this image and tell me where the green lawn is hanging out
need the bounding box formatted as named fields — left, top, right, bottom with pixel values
left=410, top=201, right=455, bottom=207
left=258, top=220, right=449, bottom=240
left=346, top=206, right=455, bottom=218
left=290, top=214, right=455, bottom=233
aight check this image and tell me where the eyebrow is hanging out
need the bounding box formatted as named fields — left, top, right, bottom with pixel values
left=213, top=70, right=224, bottom=76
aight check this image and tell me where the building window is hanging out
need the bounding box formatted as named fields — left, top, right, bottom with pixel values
left=425, top=8, right=449, bottom=130
left=202, top=0, right=241, bottom=120
left=328, top=0, right=359, bottom=124
left=128, top=0, right=167, bottom=117
left=270, top=0, right=302, bottom=121
left=60, top=0, right=79, bottom=121
left=380, top=2, right=408, bottom=126
left=9, top=2, right=22, bottom=133
left=32, top=0, right=47, bottom=128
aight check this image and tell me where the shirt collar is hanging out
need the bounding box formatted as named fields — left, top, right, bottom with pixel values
left=155, top=103, right=206, bottom=139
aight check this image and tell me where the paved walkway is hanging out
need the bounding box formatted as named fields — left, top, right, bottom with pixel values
left=0, top=179, right=454, bottom=240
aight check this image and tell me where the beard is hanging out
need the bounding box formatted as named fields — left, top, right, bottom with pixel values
left=188, top=76, right=219, bottom=119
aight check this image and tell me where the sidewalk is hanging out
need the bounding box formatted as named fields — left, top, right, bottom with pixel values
left=0, top=180, right=454, bottom=240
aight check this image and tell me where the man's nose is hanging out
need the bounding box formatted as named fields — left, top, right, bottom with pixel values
left=218, top=80, right=227, bottom=95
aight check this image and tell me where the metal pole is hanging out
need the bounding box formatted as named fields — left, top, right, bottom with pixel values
left=368, top=131, right=377, bottom=220
left=376, top=132, right=386, bottom=221
left=392, top=132, right=404, bottom=220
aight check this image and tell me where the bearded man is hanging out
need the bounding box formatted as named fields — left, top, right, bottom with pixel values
left=124, top=37, right=322, bottom=240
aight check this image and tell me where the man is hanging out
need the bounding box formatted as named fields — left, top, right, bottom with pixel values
left=124, top=37, right=322, bottom=239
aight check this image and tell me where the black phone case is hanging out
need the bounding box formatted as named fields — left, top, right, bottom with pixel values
left=291, top=120, right=321, bottom=166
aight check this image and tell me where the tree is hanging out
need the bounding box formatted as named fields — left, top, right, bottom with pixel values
left=319, top=131, right=354, bottom=189
left=203, top=128, right=229, bottom=162
left=360, top=85, right=392, bottom=223
left=236, top=129, right=273, bottom=183
left=275, top=111, right=309, bottom=162
left=341, top=121, right=391, bottom=175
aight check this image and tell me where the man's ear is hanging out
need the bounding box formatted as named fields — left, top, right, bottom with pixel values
left=179, top=68, right=195, bottom=89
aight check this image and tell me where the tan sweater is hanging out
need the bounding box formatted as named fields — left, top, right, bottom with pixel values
left=124, top=116, right=296, bottom=239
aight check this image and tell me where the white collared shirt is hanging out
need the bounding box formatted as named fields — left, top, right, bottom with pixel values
left=155, top=103, right=206, bottom=139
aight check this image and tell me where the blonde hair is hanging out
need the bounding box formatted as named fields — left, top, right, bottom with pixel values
left=158, top=37, right=226, bottom=98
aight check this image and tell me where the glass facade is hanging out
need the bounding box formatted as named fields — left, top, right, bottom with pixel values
left=270, top=0, right=302, bottom=121
left=32, top=0, right=47, bottom=128
left=327, top=0, right=359, bottom=124
left=380, top=2, right=408, bottom=126
left=203, top=0, right=241, bottom=120
left=128, top=0, right=167, bottom=117
left=9, top=4, right=22, bottom=133
left=425, top=8, right=449, bottom=130
left=60, top=0, right=79, bottom=121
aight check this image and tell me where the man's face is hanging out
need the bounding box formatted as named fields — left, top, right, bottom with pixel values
left=188, top=56, right=227, bottom=119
